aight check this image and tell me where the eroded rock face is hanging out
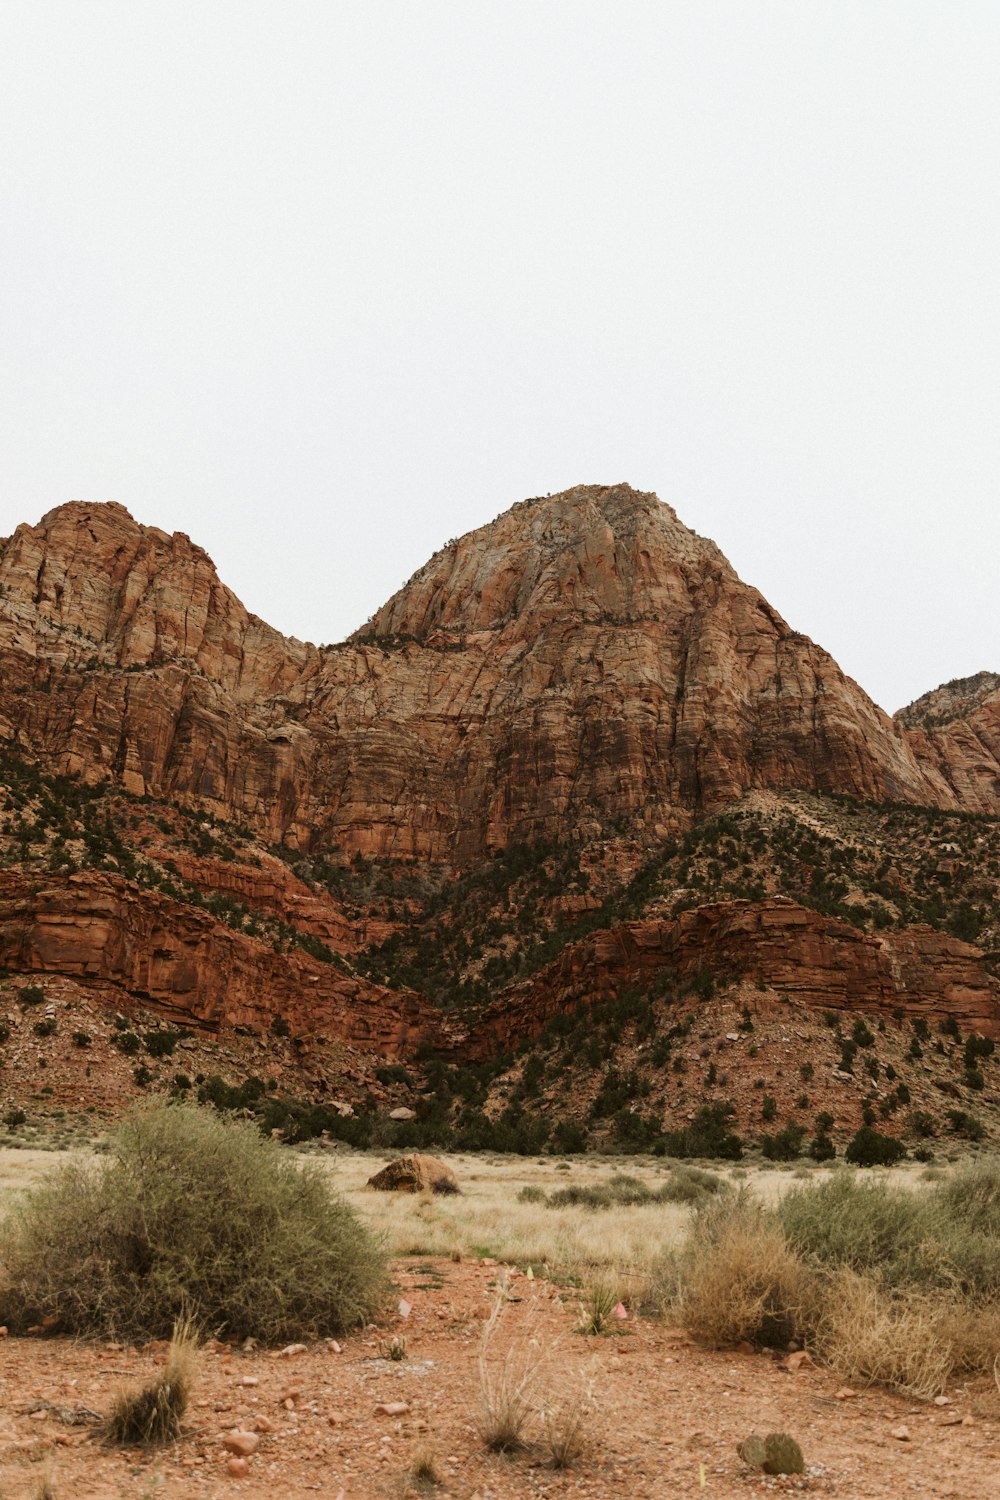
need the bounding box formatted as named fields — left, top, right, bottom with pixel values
left=2, top=487, right=995, bottom=864
left=896, top=674, right=1000, bottom=815
left=0, top=870, right=449, bottom=1055
left=467, top=898, right=1000, bottom=1057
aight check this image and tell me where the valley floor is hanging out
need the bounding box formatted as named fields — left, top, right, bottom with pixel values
left=1, top=1151, right=998, bottom=1499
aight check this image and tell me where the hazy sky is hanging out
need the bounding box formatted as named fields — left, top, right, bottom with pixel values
left=1, top=2, right=997, bottom=713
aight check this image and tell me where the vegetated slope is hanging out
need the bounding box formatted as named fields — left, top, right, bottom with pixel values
left=0, top=488, right=998, bottom=1154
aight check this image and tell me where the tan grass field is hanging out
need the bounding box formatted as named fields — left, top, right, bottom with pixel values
left=0, top=1142, right=937, bottom=1282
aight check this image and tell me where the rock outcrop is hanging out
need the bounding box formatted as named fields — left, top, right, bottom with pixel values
left=0, top=870, right=448, bottom=1055
left=467, top=898, right=1000, bottom=1058
left=366, top=1154, right=460, bottom=1194
left=2, top=487, right=996, bottom=866
left=896, top=673, right=1000, bottom=814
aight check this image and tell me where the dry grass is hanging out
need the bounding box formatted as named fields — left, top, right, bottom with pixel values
left=672, top=1193, right=818, bottom=1349
left=405, top=1444, right=444, bottom=1490
left=538, top=1366, right=599, bottom=1469
left=105, top=1316, right=198, bottom=1445
left=814, top=1271, right=954, bottom=1399
left=477, top=1295, right=548, bottom=1452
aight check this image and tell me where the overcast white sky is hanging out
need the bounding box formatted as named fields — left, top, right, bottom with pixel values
left=1, top=2, right=997, bottom=713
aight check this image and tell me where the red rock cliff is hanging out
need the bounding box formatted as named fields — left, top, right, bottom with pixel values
left=1, top=487, right=996, bottom=863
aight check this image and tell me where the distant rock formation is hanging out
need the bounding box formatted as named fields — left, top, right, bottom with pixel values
left=2, top=487, right=996, bottom=869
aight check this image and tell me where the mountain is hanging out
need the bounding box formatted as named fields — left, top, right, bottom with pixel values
left=0, top=486, right=998, bottom=1152
left=1, top=486, right=996, bottom=862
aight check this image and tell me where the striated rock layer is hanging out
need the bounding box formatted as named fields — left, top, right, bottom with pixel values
left=2, top=487, right=997, bottom=868
left=0, top=870, right=448, bottom=1056
left=467, top=898, right=1000, bottom=1059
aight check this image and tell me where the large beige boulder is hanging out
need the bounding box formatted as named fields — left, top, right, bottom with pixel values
left=366, top=1153, right=460, bottom=1195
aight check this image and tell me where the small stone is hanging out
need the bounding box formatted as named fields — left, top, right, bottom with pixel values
left=240, top=1377, right=258, bottom=1387
left=0, top=1327, right=7, bottom=1338
left=279, top=1342, right=307, bottom=1358
left=835, top=1387, right=859, bottom=1400
left=226, top=1458, right=250, bottom=1478
left=891, top=1426, right=911, bottom=1442
left=374, top=1400, right=409, bottom=1416
left=785, top=1350, right=814, bottom=1371
left=961, top=1415, right=975, bottom=1427
left=223, top=1431, right=259, bottom=1456
left=326, top=1339, right=342, bottom=1354
left=398, top=1299, right=412, bottom=1318
left=255, top=1415, right=275, bottom=1433
left=933, top=1395, right=950, bottom=1406
left=613, top=1302, right=628, bottom=1320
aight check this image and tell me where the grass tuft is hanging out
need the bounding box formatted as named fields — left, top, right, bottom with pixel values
left=105, top=1316, right=197, bottom=1445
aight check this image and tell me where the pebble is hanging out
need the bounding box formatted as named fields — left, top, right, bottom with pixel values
left=835, top=1387, right=858, bottom=1400
left=226, top=1457, right=250, bottom=1478
left=279, top=1343, right=308, bottom=1358
left=223, top=1431, right=260, bottom=1456
left=891, top=1426, right=911, bottom=1442
left=374, top=1400, right=409, bottom=1416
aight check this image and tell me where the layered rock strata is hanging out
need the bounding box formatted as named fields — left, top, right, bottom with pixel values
left=2, top=488, right=997, bottom=869
left=467, top=898, right=1000, bottom=1058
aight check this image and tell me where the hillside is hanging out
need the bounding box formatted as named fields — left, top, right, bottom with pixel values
left=0, top=487, right=998, bottom=1155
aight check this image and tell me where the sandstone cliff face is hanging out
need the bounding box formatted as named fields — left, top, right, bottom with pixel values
left=467, top=898, right=1000, bottom=1059
left=0, top=870, right=447, bottom=1056
left=2, top=486, right=993, bottom=863
left=896, top=674, right=1000, bottom=814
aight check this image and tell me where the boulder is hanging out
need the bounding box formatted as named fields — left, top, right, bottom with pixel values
left=367, top=1153, right=459, bottom=1195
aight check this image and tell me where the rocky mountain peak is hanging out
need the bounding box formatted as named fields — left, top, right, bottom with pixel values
left=356, top=481, right=733, bottom=641
left=897, top=671, right=1000, bottom=729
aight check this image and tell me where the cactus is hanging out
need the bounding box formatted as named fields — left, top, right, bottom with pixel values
left=738, top=1431, right=804, bottom=1476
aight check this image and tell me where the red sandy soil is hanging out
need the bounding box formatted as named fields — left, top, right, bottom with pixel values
left=1, top=1256, right=998, bottom=1500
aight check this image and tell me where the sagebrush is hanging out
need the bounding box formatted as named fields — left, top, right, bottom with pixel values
left=0, top=1101, right=388, bottom=1341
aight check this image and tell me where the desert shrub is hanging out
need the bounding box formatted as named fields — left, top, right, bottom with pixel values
left=143, top=1030, right=181, bottom=1058
left=760, top=1122, right=806, bottom=1161
left=19, top=984, right=45, bottom=1007
left=814, top=1270, right=961, bottom=1399
left=845, top=1126, right=905, bottom=1167
left=517, top=1184, right=546, bottom=1204
left=544, top=1166, right=724, bottom=1211
left=779, top=1169, right=1000, bottom=1299
left=935, top=1158, right=1000, bottom=1235
left=673, top=1192, right=817, bottom=1348
left=663, top=1101, right=743, bottom=1160
left=946, top=1108, right=985, bottom=1141
left=0, top=1102, right=388, bottom=1341
left=659, top=1164, right=727, bottom=1203
left=778, top=1174, right=931, bottom=1284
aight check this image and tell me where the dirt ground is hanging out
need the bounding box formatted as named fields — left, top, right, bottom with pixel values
left=1, top=1249, right=998, bottom=1500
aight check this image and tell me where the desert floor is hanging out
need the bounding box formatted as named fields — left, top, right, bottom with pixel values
left=1, top=1149, right=998, bottom=1499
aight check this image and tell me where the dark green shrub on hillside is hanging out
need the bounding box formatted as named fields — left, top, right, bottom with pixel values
left=808, top=1131, right=836, bottom=1161
left=0, top=1102, right=387, bottom=1341
left=760, top=1123, right=806, bottom=1161
left=845, top=1127, right=905, bottom=1167
left=663, top=1102, right=743, bottom=1161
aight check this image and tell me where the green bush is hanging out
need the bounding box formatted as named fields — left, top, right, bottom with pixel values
left=845, top=1127, right=905, bottom=1167
left=0, top=1102, right=388, bottom=1341
left=779, top=1174, right=928, bottom=1282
